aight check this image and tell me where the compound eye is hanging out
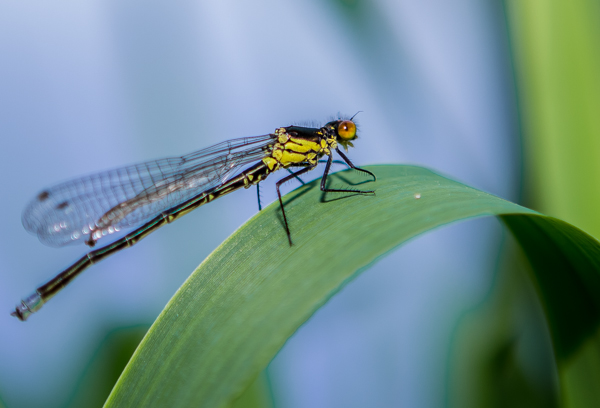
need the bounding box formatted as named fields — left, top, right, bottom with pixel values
left=338, top=120, right=357, bottom=140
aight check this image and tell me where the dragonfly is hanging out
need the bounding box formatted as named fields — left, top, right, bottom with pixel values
left=12, top=116, right=376, bottom=321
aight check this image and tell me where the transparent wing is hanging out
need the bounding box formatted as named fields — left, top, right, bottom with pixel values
left=23, top=134, right=275, bottom=247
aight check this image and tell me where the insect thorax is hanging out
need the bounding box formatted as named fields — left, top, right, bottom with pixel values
left=262, top=126, right=337, bottom=172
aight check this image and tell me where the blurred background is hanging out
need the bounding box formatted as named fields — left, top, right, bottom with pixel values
left=1, top=1, right=598, bottom=407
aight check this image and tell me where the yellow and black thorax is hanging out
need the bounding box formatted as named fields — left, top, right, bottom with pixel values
left=262, top=119, right=358, bottom=173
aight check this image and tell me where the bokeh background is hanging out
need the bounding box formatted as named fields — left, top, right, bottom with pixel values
left=1, top=1, right=598, bottom=407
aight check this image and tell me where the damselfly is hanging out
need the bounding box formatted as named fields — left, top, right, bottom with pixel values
left=12, top=117, right=376, bottom=320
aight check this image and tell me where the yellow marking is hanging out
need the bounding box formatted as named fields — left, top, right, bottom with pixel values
left=247, top=174, right=253, bottom=181
left=272, top=149, right=283, bottom=161
left=208, top=194, right=215, bottom=201
left=276, top=128, right=289, bottom=143
left=263, top=157, right=279, bottom=171
left=281, top=150, right=308, bottom=164
left=307, top=152, right=317, bottom=160
left=321, top=139, right=328, bottom=148
left=285, top=138, right=321, bottom=153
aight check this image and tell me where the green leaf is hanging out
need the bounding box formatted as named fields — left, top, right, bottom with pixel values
left=104, top=165, right=600, bottom=408
left=506, top=0, right=600, bottom=237
left=506, top=2, right=600, bottom=405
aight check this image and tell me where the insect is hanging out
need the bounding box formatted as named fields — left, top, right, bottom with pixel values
left=12, top=117, right=376, bottom=320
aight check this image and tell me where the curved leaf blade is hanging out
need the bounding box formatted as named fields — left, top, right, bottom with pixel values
left=104, top=165, right=600, bottom=407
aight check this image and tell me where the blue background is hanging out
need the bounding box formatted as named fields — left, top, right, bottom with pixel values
left=0, top=1, right=519, bottom=407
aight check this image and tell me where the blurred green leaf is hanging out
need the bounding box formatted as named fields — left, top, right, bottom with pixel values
left=450, top=247, right=560, bottom=408
left=66, top=326, right=149, bottom=408
left=502, top=215, right=600, bottom=359
left=103, top=165, right=600, bottom=408
left=506, top=0, right=600, bottom=236
left=228, top=372, right=273, bottom=408
left=506, top=1, right=600, bottom=406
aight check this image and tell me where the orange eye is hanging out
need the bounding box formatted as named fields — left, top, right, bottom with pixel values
left=338, top=120, right=357, bottom=140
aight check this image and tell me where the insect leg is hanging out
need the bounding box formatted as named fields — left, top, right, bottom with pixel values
left=335, top=148, right=376, bottom=182
left=320, top=154, right=375, bottom=195
left=257, top=183, right=262, bottom=211
left=286, top=168, right=306, bottom=185
left=318, top=159, right=349, bottom=168
left=276, top=165, right=315, bottom=246
left=256, top=166, right=307, bottom=211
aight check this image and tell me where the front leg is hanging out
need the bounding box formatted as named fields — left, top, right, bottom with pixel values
left=320, top=153, right=375, bottom=195
left=335, top=148, right=376, bottom=182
